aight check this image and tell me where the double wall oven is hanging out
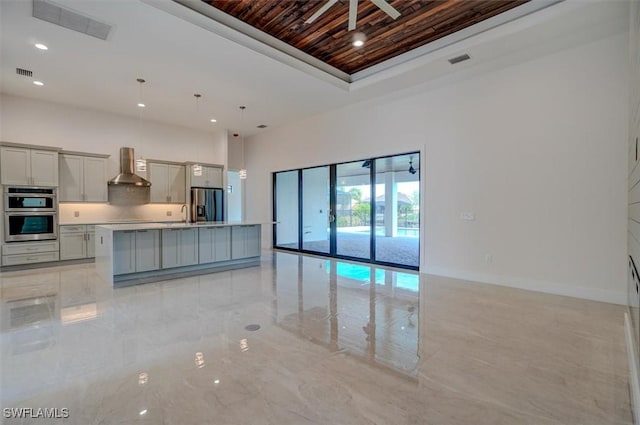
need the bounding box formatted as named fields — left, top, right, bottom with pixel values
left=5, top=187, right=58, bottom=242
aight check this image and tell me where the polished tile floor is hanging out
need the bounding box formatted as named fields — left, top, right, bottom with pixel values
left=0, top=252, right=632, bottom=424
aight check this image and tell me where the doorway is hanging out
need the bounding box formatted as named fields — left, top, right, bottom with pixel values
left=273, top=152, right=420, bottom=270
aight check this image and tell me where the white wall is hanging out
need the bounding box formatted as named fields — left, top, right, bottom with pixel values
left=244, top=33, right=628, bottom=304
left=0, top=94, right=227, bottom=223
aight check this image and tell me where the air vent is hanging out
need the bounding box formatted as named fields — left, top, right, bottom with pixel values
left=33, top=0, right=112, bottom=40
left=256, top=124, right=268, bottom=129
left=16, top=68, right=33, bottom=77
left=448, top=54, right=471, bottom=65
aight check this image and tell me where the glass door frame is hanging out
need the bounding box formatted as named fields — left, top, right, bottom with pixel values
left=272, top=151, right=420, bottom=271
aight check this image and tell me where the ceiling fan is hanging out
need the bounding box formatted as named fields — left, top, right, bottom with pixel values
left=305, top=0, right=401, bottom=31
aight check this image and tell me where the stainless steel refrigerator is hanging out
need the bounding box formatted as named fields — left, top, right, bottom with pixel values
left=190, top=187, right=224, bottom=222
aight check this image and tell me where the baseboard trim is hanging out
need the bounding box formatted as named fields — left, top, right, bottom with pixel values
left=625, top=312, right=640, bottom=424
left=423, top=266, right=626, bottom=305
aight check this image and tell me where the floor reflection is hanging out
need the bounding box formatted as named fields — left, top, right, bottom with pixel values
left=273, top=255, right=420, bottom=377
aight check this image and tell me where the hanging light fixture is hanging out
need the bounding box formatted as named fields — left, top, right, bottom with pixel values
left=239, top=105, right=247, bottom=180
left=135, top=78, right=147, bottom=172
left=408, top=156, right=416, bottom=175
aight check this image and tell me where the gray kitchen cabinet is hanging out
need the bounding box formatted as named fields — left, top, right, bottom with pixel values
left=1, top=146, right=58, bottom=186
left=231, top=225, right=261, bottom=259
left=86, top=229, right=96, bottom=258
left=59, top=153, right=108, bottom=202
left=190, top=164, right=223, bottom=188
left=60, top=225, right=97, bottom=260
left=113, top=231, right=136, bottom=275
left=60, top=232, right=86, bottom=260
left=113, top=229, right=160, bottom=275
left=1, top=240, right=59, bottom=266
left=162, top=228, right=198, bottom=269
left=198, top=226, right=230, bottom=264
left=135, top=230, right=160, bottom=272
left=148, top=162, right=185, bottom=203
left=180, top=228, right=198, bottom=266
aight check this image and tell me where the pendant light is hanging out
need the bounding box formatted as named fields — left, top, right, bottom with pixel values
left=135, top=78, right=147, bottom=172
left=239, top=105, right=247, bottom=180
left=192, top=94, right=204, bottom=177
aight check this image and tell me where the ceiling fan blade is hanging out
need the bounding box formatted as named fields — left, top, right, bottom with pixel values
left=368, top=0, right=400, bottom=20
left=348, top=0, right=358, bottom=31
left=305, top=0, right=339, bottom=24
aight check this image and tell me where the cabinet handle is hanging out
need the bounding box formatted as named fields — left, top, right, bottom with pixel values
left=26, top=257, right=38, bottom=261
left=26, top=247, right=38, bottom=251
left=138, top=230, right=148, bottom=233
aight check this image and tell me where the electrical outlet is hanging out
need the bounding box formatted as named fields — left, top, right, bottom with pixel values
left=74, top=211, right=80, bottom=217
left=460, top=212, right=475, bottom=221
left=166, top=211, right=172, bottom=216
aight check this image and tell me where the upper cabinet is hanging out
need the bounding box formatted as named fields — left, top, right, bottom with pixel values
left=59, top=152, right=109, bottom=202
left=1, top=145, right=59, bottom=186
left=147, top=161, right=186, bottom=204
left=190, top=164, right=223, bottom=188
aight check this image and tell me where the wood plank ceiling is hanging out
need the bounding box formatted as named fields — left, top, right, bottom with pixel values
left=204, top=0, right=529, bottom=75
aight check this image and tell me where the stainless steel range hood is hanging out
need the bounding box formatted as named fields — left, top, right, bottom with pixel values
left=108, top=147, right=151, bottom=187
left=108, top=147, right=150, bottom=205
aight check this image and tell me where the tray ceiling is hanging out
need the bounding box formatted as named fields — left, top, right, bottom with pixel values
left=203, top=0, right=529, bottom=75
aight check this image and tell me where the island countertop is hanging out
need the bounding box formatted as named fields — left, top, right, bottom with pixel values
left=95, top=221, right=270, bottom=231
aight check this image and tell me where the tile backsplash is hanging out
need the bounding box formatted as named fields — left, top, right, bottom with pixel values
left=59, top=203, right=186, bottom=224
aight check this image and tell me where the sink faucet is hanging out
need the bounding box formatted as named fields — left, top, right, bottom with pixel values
left=181, top=204, right=190, bottom=224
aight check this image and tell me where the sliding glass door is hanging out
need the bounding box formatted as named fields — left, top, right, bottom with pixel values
left=273, top=152, right=420, bottom=270
left=336, top=161, right=371, bottom=261
left=302, top=166, right=331, bottom=254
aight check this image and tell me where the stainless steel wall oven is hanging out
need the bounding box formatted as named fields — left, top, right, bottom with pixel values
left=4, top=187, right=58, bottom=242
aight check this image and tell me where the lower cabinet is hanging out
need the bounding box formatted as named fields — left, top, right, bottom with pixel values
left=114, top=231, right=135, bottom=275
left=231, top=225, right=261, bottom=259
left=161, top=228, right=198, bottom=269
left=1, top=240, right=60, bottom=266
left=113, top=230, right=160, bottom=275
left=199, top=226, right=231, bottom=264
left=60, top=225, right=96, bottom=260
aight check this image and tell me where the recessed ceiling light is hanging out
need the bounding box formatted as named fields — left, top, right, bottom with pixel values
left=137, top=103, right=145, bottom=108
left=33, top=81, right=44, bottom=86
left=139, top=410, right=147, bottom=416
left=210, top=119, right=217, bottom=123
left=34, top=43, right=48, bottom=50
left=352, top=32, right=367, bottom=48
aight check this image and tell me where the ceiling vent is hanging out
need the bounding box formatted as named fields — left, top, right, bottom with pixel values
left=448, top=54, right=471, bottom=65
left=16, top=68, right=33, bottom=77
left=32, top=0, right=112, bottom=40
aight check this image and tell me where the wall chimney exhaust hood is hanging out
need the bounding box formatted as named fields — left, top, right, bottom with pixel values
left=108, top=147, right=151, bottom=205
left=108, top=147, right=150, bottom=187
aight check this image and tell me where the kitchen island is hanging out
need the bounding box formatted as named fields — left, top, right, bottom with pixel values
left=95, top=222, right=262, bottom=286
